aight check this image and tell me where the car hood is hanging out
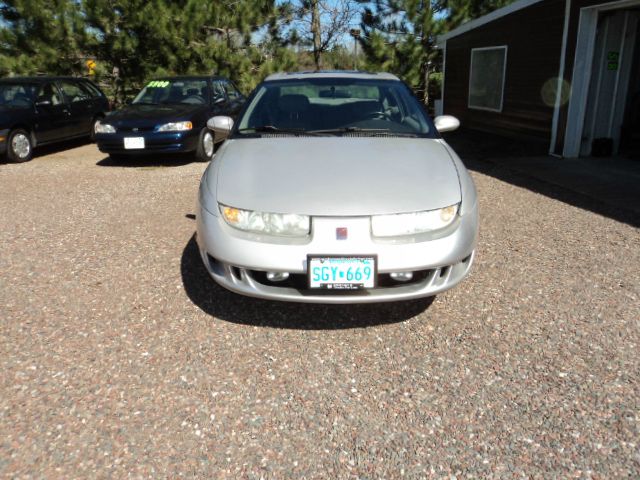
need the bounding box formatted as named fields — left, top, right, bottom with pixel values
left=215, top=137, right=461, bottom=216
left=105, top=103, right=205, bottom=128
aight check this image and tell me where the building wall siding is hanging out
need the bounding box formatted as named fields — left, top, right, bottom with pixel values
left=443, top=0, right=566, bottom=140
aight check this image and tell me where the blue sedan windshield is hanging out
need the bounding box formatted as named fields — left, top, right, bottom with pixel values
left=237, top=78, right=433, bottom=136
left=133, top=79, right=209, bottom=105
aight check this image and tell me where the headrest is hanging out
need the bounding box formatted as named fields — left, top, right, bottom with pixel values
left=278, top=94, right=310, bottom=113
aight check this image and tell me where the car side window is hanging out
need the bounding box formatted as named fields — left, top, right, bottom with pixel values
left=212, top=80, right=226, bottom=104
left=80, top=81, right=103, bottom=98
left=222, top=81, right=241, bottom=101
left=36, top=83, right=63, bottom=106
left=59, top=80, right=91, bottom=103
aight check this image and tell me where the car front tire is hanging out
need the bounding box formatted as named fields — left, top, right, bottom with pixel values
left=7, top=129, right=33, bottom=163
left=196, top=128, right=215, bottom=161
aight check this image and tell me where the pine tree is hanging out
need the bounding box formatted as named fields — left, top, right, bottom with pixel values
left=287, top=0, right=358, bottom=70
left=81, top=0, right=295, bottom=102
left=0, top=0, right=87, bottom=76
left=440, top=0, right=515, bottom=30
left=357, top=0, right=442, bottom=105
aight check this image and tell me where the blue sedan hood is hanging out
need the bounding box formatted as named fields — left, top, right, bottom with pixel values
left=105, top=103, right=206, bottom=128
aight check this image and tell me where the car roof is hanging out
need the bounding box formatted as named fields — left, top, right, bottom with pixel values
left=264, top=70, right=400, bottom=82
left=0, top=76, right=95, bottom=84
left=151, top=75, right=226, bottom=81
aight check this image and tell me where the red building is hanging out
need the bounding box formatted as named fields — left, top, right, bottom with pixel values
left=438, top=0, right=640, bottom=157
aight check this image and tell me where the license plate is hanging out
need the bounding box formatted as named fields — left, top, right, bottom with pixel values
left=308, top=256, right=376, bottom=290
left=124, top=137, right=145, bottom=149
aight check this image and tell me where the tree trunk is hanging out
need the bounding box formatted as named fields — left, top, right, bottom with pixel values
left=311, top=0, right=322, bottom=70
left=423, top=59, right=430, bottom=106
left=420, top=0, right=430, bottom=106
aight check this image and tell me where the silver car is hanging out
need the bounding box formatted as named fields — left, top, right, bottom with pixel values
left=196, top=71, right=478, bottom=303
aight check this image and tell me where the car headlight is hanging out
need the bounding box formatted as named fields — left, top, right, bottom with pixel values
left=95, top=122, right=116, bottom=134
left=157, top=121, right=193, bottom=132
left=220, top=204, right=310, bottom=237
left=371, top=204, right=459, bottom=237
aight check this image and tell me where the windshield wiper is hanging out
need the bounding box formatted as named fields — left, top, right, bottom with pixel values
left=237, top=125, right=319, bottom=135
left=132, top=101, right=158, bottom=105
left=309, top=127, right=420, bottom=137
left=309, top=127, right=389, bottom=133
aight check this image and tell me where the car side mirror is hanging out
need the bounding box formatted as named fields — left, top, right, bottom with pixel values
left=434, top=115, right=460, bottom=133
left=207, top=116, right=234, bottom=143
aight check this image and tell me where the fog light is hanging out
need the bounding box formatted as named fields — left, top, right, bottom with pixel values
left=266, top=271, right=290, bottom=282
left=390, top=272, right=413, bottom=282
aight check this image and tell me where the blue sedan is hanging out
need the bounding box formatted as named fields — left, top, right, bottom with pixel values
left=95, top=76, right=244, bottom=161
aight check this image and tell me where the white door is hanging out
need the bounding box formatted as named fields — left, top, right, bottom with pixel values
left=580, top=10, right=639, bottom=156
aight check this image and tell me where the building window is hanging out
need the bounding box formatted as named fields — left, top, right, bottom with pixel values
left=468, top=46, right=507, bottom=112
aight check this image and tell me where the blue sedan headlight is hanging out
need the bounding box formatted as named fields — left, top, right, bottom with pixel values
left=157, top=121, right=193, bottom=132
left=95, top=122, right=116, bottom=134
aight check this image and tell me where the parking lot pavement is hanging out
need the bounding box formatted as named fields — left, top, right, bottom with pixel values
left=1, top=143, right=639, bottom=478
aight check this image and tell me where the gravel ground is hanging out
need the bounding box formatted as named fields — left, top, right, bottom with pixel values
left=1, top=141, right=639, bottom=479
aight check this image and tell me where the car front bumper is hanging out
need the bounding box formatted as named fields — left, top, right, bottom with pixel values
left=95, top=130, right=199, bottom=155
left=0, top=129, right=9, bottom=155
left=195, top=204, right=479, bottom=304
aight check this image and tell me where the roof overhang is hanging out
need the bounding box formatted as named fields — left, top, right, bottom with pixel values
left=437, top=0, right=546, bottom=44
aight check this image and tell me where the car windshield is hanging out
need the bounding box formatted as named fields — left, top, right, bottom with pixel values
left=132, top=79, right=209, bottom=105
left=0, top=83, right=37, bottom=108
left=236, top=77, right=433, bottom=137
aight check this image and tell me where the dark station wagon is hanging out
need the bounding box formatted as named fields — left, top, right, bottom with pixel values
left=0, top=76, right=110, bottom=162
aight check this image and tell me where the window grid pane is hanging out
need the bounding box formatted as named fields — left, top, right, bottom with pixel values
left=469, top=47, right=507, bottom=111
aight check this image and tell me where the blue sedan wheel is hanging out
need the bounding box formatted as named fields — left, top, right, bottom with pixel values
left=196, top=129, right=215, bottom=161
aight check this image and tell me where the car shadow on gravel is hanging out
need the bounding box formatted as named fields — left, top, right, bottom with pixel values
left=96, top=154, right=201, bottom=168
left=180, top=235, right=434, bottom=329
left=443, top=129, right=640, bottom=228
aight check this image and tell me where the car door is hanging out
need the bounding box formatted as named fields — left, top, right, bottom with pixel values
left=221, top=80, right=245, bottom=118
left=79, top=79, right=109, bottom=115
left=210, top=79, right=229, bottom=116
left=57, top=79, right=94, bottom=137
left=32, top=82, right=72, bottom=143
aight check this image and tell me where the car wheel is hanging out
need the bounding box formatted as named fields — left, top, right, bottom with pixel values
left=90, top=116, right=103, bottom=142
left=7, top=129, right=33, bottom=163
left=196, top=128, right=215, bottom=161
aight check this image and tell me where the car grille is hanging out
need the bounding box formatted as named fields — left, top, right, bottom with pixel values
left=118, top=126, right=155, bottom=132
left=248, top=267, right=436, bottom=290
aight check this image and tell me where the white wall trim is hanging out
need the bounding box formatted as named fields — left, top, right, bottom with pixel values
left=586, top=18, right=609, bottom=150
left=607, top=11, right=629, bottom=134
left=438, top=0, right=545, bottom=43
left=563, top=9, right=599, bottom=157
left=468, top=46, right=508, bottom=112
left=549, top=0, right=572, bottom=155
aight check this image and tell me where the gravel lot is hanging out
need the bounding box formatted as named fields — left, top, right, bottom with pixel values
left=1, top=141, right=639, bottom=479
